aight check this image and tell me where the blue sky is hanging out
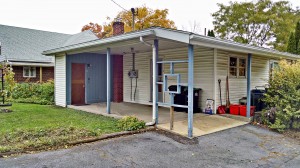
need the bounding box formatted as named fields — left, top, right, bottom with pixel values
left=0, top=0, right=299, bottom=34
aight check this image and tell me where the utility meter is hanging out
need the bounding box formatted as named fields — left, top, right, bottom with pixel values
left=128, top=70, right=138, bottom=78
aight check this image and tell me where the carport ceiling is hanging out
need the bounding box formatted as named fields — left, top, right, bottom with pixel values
left=86, top=37, right=189, bottom=55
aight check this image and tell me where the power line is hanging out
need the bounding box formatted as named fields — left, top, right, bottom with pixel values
left=111, top=0, right=128, bottom=11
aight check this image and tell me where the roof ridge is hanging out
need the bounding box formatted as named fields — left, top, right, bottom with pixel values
left=0, top=24, right=72, bottom=36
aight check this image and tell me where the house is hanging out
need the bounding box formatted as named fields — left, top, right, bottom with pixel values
left=43, top=22, right=299, bottom=137
left=0, top=24, right=98, bottom=82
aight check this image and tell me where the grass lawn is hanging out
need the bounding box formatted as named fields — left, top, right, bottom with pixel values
left=0, top=103, right=121, bottom=153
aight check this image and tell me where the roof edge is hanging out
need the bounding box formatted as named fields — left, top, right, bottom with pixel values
left=43, top=29, right=155, bottom=55
left=190, top=34, right=300, bottom=59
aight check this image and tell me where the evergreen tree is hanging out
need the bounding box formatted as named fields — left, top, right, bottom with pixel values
left=296, top=22, right=300, bottom=54
left=207, top=30, right=215, bottom=37
left=298, top=39, right=300, bottom=54
left=287, top=32, right=296, bottom=54
left=210, top=30, right=215, bottom=37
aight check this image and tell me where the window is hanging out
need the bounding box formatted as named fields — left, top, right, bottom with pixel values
left=239, top=58, right=246, bottom=77
left=229, top=57, right=247, bottom=78
left=23, top=66, right=36, bottom=77
left=270, top=60, right=279, bottom=78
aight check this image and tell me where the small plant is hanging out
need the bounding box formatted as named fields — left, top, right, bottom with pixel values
left=117, top=116, right=146, bottom=131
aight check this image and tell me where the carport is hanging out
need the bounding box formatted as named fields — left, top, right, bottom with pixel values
left=43, top=25, right=299, bottom=138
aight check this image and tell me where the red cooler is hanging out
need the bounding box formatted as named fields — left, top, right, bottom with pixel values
left=229, top=105, right=240, bottom=115
left=239, top=105, right=255, bottom=117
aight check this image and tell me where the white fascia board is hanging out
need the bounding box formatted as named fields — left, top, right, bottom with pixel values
left=9, top=62, right=54, bottom=67
left=43, top=29, right=155, bottom=56
left=190, top=35, right=300, bottom=59
left=153, top=28, right=190, bottom=44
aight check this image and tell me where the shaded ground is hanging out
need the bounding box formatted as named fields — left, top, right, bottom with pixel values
left=0, top=125, right=299, bottom=168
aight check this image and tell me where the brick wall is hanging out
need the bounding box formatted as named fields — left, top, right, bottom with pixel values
left=113, top=55, right=123, bottom=102
left=13, top=66, right=54, bottom=83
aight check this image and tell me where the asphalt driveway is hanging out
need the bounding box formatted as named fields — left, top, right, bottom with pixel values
left=0, top=125, right=299, bottom=168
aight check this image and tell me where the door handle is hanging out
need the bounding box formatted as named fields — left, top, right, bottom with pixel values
left=83, top=85, right=85, bottom=88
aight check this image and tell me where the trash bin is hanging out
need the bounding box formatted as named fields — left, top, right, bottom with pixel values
left=251, top=86, right=266, bottom=111
left=168, top=85, right=201, bottom=113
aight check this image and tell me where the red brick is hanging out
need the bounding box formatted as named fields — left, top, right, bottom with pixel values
left=13, top=66, right=54, bottom=83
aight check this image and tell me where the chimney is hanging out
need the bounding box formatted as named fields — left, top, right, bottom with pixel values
left=113, top=19, right=125, bottom=36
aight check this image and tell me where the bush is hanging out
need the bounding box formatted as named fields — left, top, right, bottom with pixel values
left=117, top=116, right=146, bottom=131
left=11, top=80, right=54, bottom=105
left=262, top=60, right=300, bottom=131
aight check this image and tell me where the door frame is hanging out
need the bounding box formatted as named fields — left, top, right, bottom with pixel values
left=71, top=63, right=87, bottom=105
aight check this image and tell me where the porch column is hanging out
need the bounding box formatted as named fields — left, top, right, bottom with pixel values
left=107, top=48, right=111, bottom=114
left=188, top=44, right=194, bottom=138
left=246, top=53, right=252, bottom=118
left=153, top=39, right=159, bottom=124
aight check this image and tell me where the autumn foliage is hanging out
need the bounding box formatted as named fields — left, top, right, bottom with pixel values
left=81, top=6, right=176, bottom=38
left=81, top=22, right=103, bottom=38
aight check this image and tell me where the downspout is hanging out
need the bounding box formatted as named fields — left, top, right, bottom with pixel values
left=140, top=36, right=157, bottom=126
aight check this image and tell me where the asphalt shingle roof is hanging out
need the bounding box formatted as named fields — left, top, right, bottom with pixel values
left=0, top=24, right=98, bottom=63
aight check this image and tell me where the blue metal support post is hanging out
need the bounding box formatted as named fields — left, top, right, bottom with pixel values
left=188, top=44, right=194, bottom=138
left=246, top=53, right=252, bottom=118
left=153, top=39, right=159, bottom=124
left=107, top=48, right=111, bottom=114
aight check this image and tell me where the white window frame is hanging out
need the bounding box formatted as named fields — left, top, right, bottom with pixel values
left=23, top=66, right=36, bottom=78
left=228, top=56, right=247, bottom=78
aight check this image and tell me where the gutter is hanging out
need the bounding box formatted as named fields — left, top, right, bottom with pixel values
left=140, top=36, right=156, bottom=126
left=190, top=34, right=300, bottom=59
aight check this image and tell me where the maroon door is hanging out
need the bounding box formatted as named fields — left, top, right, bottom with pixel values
left=71, top=63, right=85, bottom=105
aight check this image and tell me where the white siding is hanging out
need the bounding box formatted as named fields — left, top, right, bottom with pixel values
left=55, top=54, right=67, bottom=107
left=123, top=46, right=214, bottom=110
left=215, top=50, right=270, bottom=107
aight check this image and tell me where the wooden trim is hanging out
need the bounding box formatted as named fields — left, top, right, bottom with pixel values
left=39, top=67, right=43, bottom=83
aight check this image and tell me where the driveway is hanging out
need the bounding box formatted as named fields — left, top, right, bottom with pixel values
left=1, top=125, right=299, bottom=168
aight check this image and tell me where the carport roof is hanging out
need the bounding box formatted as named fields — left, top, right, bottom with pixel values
left=42, top=27, right=300, bottom=59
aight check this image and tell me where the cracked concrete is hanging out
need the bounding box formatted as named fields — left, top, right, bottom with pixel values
left=0, top=125, right=299, bottom=168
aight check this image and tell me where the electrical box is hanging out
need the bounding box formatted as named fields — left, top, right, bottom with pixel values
left=128, top=70, right=138, bottom=78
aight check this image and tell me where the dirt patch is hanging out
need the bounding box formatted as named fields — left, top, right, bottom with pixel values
left=155, top=129, right=199, bottom=145
left=0, top=109, right=12, bottom=113
left=283, top=130, right=300, bottom=143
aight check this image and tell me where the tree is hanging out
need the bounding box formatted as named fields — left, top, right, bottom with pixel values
left=287, top=21, right=300, bottom=54
left=295, top=21, right=300, bottom=54
left=82, top=6, right=176, bottom=38
left=287, top=32, right=297, bottom=54
left=212, top=0, right=300, bottom=51
left=81, top=22, right=103, bottom=38
left=115, top=6, right=176, bottom=32
left=208, top=30, right=215, bottom=37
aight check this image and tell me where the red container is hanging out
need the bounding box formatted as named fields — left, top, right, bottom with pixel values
left=239, top=105, right=255, bottom=117
left=230, top=105, right=240, bottom=115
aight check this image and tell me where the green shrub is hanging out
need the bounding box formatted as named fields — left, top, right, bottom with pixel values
left=10, top=80, right=54, bottom=105
left=117, top=116, right=146, bottom=131
left=263, top=60, right=300, bottom=131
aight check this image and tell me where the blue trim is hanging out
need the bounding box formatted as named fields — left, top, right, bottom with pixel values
left=247, top=53, right=252, bottom=118
left=154, top=39, right=159, bottom=124
left=107, top=48, right=111, bottom=114
left=188, top=44, right=194, bottom=138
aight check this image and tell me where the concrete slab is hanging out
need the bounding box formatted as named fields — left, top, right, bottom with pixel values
left=158, top=114, right=248, bottom=137
left=68, top=102, right=249, bottom=137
